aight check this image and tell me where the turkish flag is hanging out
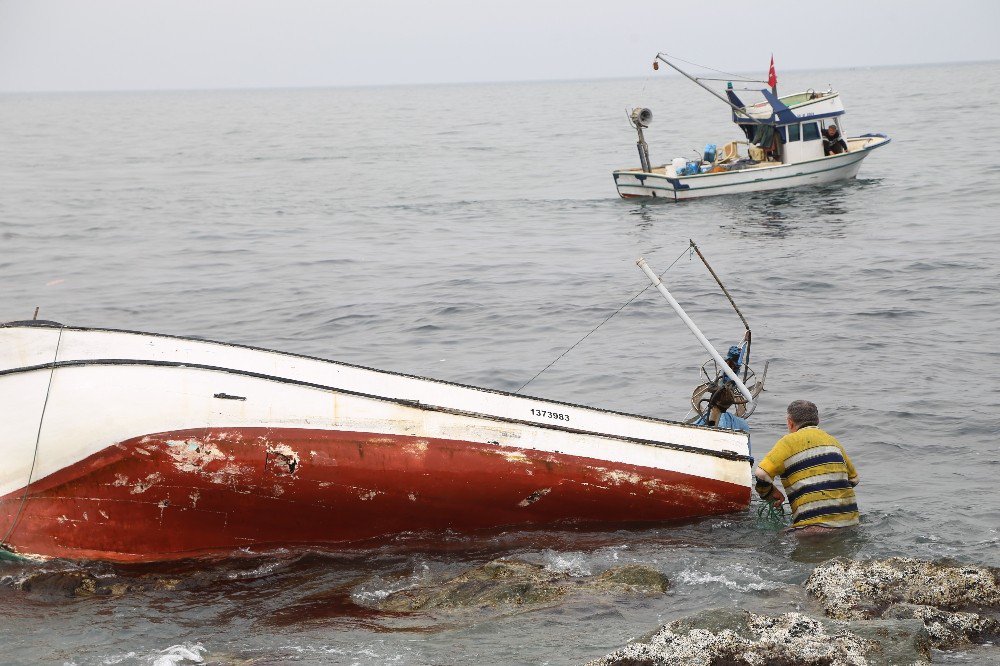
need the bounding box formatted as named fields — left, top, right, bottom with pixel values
left=768, top=55, right=777, bottom=88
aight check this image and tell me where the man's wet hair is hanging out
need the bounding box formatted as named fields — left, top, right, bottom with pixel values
left=787, top=400, right=819, bottom=428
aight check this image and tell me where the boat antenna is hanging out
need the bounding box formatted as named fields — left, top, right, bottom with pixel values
left=689, top=239, right=748, bottom=333
left=652, top=53, right=768, bottom=127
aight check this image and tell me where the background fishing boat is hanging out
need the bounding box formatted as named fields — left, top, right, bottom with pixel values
left=613, top=53, right=890, bottom=200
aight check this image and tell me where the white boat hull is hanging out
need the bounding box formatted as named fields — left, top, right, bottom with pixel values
left=0, top=323, right=752, bottom=561
left=613, top=136, right=890, bottom=201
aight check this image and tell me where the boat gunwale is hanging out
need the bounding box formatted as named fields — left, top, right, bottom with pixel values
left=616, top=154, right=863, bottom=193
left=0, top=358, right=750, bottom=463
left=612, top=134, right=890, bottom=183
left=0, top=322, right=750, bottom=458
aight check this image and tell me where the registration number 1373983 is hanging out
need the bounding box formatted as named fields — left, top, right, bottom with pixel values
left=530, top=408, right=569, bottom=422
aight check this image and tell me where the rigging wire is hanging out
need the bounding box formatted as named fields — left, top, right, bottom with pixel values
left=695, top=77, right=768, bottom=84
left=514, top=243, right=693, bottom=394
left=657, top=51, right=760, bottom=83
left=0, top=326, right=64, bottom=552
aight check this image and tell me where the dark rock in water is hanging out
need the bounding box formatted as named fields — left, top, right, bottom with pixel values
left=589, top=564, right=671, bottom=595
left=12, top=571, right=100, bottom=598
left=588, top=607, right=931, bottom=666
left=2, top=567, right=193, bottom=600
left=370, top=559, right=669, bottom=612
left=883, top=602, right=1000, bottom=648
left=9, top=570, right=141, bottom=599
left=805, top=557, right=1000, bottom=619
left=376, top=559, right=567, bottom=611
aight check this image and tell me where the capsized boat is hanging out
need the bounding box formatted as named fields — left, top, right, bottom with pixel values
left=0, top=257, right=764, bottom=562
left=613, top=53, right=891, bottom=200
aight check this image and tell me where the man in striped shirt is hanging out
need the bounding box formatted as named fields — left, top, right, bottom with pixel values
left=754, top=400, right=860, bottom=530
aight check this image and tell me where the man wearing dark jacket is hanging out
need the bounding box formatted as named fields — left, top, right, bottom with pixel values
left=823, top=124, right=849, bottom=155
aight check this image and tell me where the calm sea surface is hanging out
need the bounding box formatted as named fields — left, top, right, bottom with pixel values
left=1, top=61, right=999, bottom=665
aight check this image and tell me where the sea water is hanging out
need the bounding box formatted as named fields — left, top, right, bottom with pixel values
left=1, top=61, right=999, bottom=664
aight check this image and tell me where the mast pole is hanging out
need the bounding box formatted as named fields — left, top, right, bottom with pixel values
left=636, top=125, right=651, bottom=172
left=636, top=257, right=754, bottom=403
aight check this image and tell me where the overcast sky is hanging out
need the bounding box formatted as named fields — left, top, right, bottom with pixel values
left=1, top=0, right=997, bottom=92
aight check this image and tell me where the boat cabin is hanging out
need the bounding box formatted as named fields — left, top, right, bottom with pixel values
left=730, top=88, right=847, bottom=165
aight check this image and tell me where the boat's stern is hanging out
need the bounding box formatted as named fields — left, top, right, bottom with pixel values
left=612, top=168, right=681, bottom=200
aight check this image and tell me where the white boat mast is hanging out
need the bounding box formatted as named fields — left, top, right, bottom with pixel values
left=636, top=257, right=754, bottom=404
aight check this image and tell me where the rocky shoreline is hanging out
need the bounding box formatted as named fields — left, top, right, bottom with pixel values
left=593, top=557, right=999, bottom=665
left=2, top=554, right=997, bottom=664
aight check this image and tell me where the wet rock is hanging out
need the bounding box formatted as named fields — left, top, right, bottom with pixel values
left=14, top=570, right=102, bottom=598
left=7, top=570, right=146, bottom=598
left=842, top=617, right=934, bottom=665
left=590, top=564, right=670, bottom=595
left=804, top=557, right=1000, bottom=651
left=376, top=559, right=566, bottom=611
left=883, top=603, right=1000, bottom=648
left=371, top=559, right=669, bottom=612
left=589, top=607, right=931, bottom=666
left=805, top=557, right=1000, bottom=620
left=1, top=568, right=192, bottom=599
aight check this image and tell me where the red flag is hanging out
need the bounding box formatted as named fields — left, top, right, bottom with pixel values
left=767, top=54, right=777, bottom=88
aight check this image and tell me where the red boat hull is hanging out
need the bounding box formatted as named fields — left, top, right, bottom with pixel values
left=0, top=427, right=749, bottom=562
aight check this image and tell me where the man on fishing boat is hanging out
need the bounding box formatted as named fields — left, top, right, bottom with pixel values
left=823, top=124, right=849, bottom=156
left=753, top=400, right=860, bottom=532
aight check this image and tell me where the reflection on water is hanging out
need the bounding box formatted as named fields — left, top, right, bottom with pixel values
left=716, top=184, right=855, bottom=237
left=625, top=202, right=658, bottom=230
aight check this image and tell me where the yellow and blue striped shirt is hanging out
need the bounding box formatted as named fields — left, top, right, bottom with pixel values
left=758, top=426, right=859, bottom=528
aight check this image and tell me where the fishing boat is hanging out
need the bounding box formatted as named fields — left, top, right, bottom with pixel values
left=613, top=53, right=891, bottom=200
left=0, top=255, right=763, bottom=563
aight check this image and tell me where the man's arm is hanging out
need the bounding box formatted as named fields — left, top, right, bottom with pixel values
left=754, top=438, right=788, bottom=506
left=842, top=447, right=860, bottom=486
left=845, top=462, right=860, bottom=487
left=753, top=465, right=785, bottom=506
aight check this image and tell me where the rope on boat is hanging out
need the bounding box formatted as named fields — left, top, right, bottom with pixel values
left=0, top=325, right=64, bottom=551
left=514, top=243, right=694, bottom=394
left=656, top=51, right=764, bottom=84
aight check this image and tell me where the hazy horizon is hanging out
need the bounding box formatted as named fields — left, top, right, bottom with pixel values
left=1, top=57, right=996, bottom=96
left=1, top=0, right=997, bottom=94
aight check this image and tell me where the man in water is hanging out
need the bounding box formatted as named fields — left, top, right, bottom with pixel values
left=823, top=124, right=849, bottom=155
left=754, top=400, right=859, bottom=531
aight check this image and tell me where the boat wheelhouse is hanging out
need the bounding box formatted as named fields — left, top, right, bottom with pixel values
left=613, top=53, right=890, bottom=200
